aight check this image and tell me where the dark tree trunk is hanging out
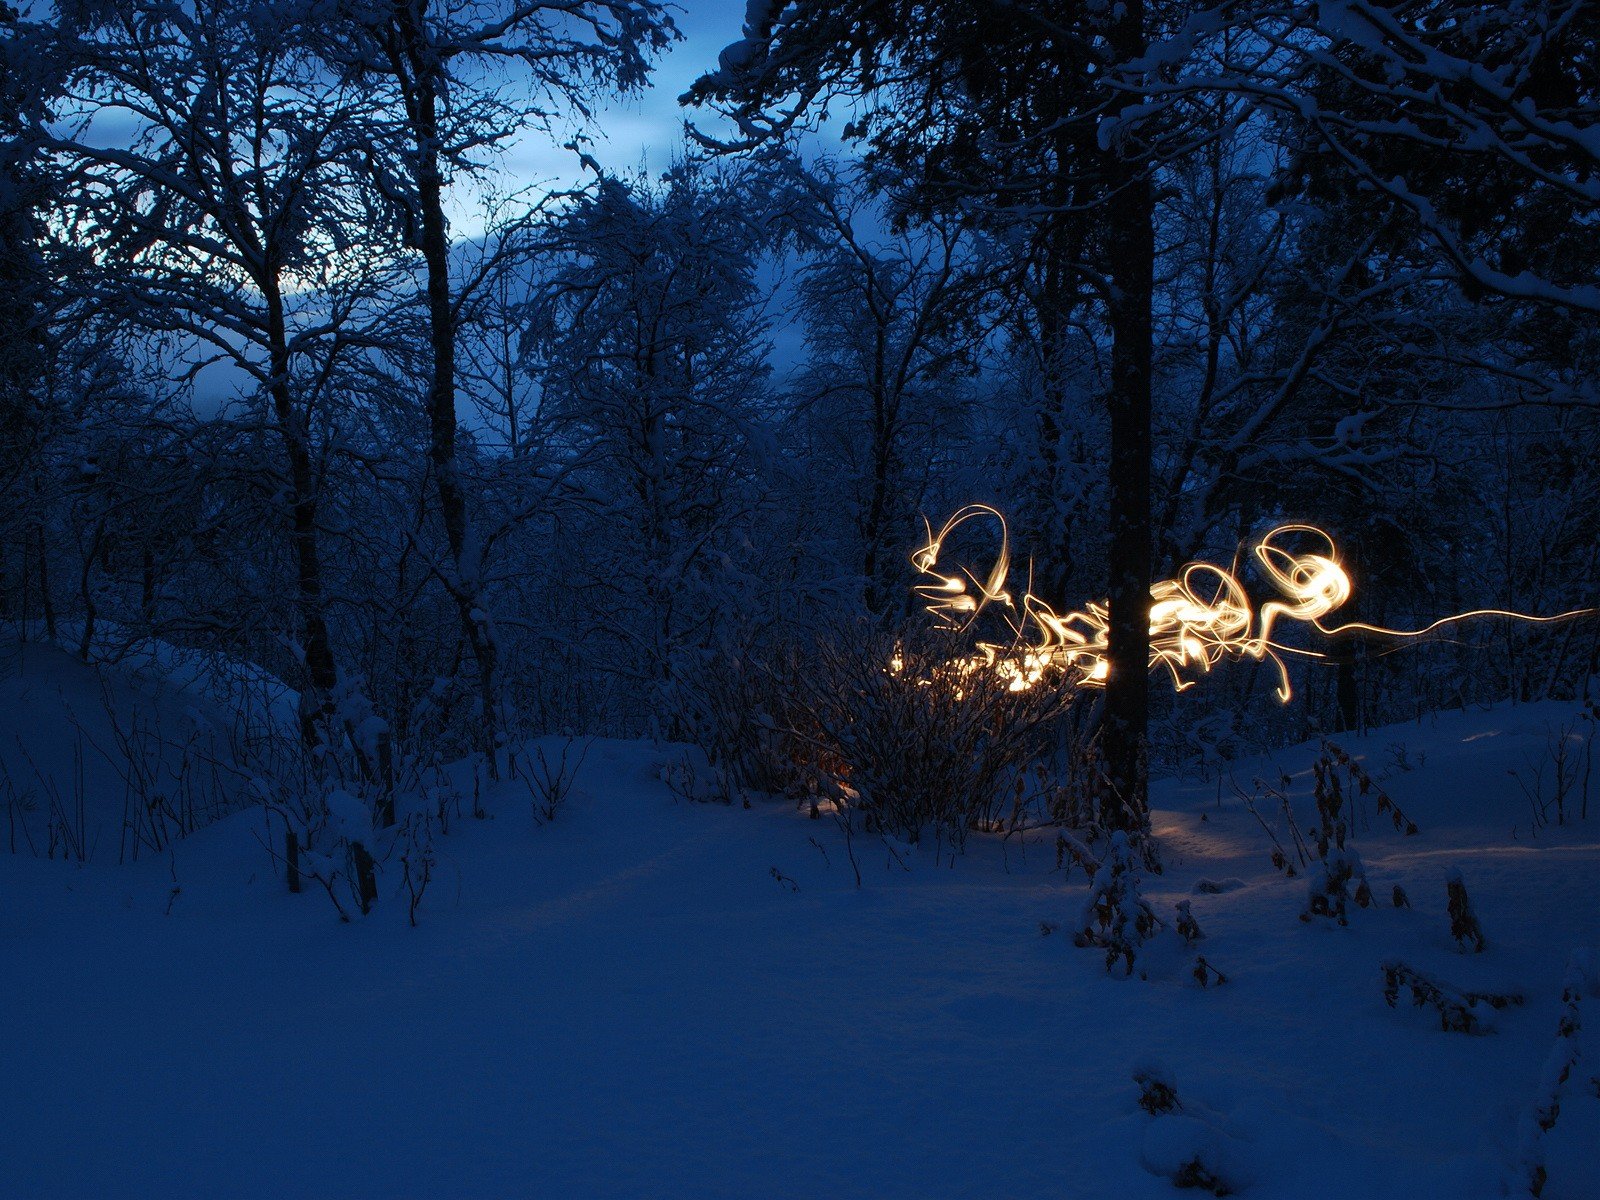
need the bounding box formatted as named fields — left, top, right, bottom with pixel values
left=862, top=372, right=894, bottom=617
left=34, top=519, right=55, bottom=641
left=263, top=281, right=339, bottom=749
left=1015, top=86, right=1094, bottom=610
left=285, top=825, right=301, bottom=894
left=76, top=522, right=100, bottom=662
left=1334, top=549, right=1363, bottom=733
left=396, top=1, right=500, bottom=774
left=1099, top=0, right=1155, bottom=832
left=1033, top=137, right=1091, bottom=608
left=1035, top=239, right=1076, bottom=606
left=1336, top=653, right=1361, bottom=733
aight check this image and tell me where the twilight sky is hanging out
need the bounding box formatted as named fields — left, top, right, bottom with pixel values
left=497, top=0, right=756, bottom=193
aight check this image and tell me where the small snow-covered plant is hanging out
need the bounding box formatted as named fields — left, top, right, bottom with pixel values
left=80, top=678, right=235, bottom=863
left=519, top=737, right=591, bottom=824
left=1507, top=949, right=1597, bottom=1198
left=1041, top=711, right=1109, bottom=829
left=658, top=749, right=746, bottom=808
left=1133, top=1068, right=1249, bottom=1195
left=397, top=811, right=434, bottom=928
left=1236, top=776, right=1308, bottom=877
left=259, top=780, right=365, bottom=922
left=11, top=731, right=92, bottom=862
left=1311, top=750, right=1349, bottom=855
left=278, top=710, right=464, bottom=923
left=1301, top=846, right=1373, bottom=926
left=1246, top=742, right=1408, bottom=926
left=1171, top=908, right=1228, bottom=992
left=1175, top=900, right=1203, bottom=946
left=1382, top=741, right=1425, bottom=776
left=1055, top=827, right=1102, bottom=877
left=1074, top=830, right=1161, bottom=976
left=660, top=752, right=721, bottom=805
left=1134, top=1065, right=1179, bottom=1114
left=1320, top=739, right=1419, bottom=837
left=322, top=787, right=381, bottom=916
left=421, top=759, right=463, bottom=835
left=1381, top=960, right=1521, bottom=1034
left=1169, top=1153, right=1233, bottom=1196
left=1446, top=867, right=1487, bottom=952
left=326, top=676, right=397, bottom=826
left=241, top=700, right=417, bottom=921
left=247, top=670, right=445, bottom=919
left=0, top=758, right=38, bottom=856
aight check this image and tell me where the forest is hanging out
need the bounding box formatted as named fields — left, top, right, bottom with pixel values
left=2, top=2, right=1598, bottom=1197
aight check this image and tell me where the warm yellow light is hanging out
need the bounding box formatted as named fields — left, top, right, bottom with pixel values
left=911, top=505, right=1594, bottom=702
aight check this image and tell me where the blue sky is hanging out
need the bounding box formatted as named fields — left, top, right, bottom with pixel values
left=496, top=1, right=754, bottom=192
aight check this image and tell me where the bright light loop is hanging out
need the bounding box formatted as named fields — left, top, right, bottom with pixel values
left=909, top=505, right=1595, bottom=702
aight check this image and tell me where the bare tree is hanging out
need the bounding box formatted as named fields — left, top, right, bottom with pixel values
left=48, top=0, right=402, bottom=744
left=522, top=165, right=773, bottom=733
left=1150, top=0, right=1600, bottom=314
left=688, top=0, right=1199, bottom=830
left=316, top=0, right=677, bottom=772
left=785, top=160, right=991, bottom=617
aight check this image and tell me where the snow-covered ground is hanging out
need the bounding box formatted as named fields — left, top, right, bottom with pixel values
left=2, top=646, right=1597, bottom=1198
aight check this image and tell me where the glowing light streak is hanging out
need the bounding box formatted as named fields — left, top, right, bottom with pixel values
left=911, top=505, right=1594, bottom=701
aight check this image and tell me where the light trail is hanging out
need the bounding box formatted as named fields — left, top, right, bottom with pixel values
left=910, top=504, right=1594, bottom=701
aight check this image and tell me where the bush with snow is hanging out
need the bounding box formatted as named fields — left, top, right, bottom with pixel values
left=1381, top=960, right=1522, bottom=1035
left=1133, top=1069, right=1254, bottom=1196
left=1074, top=830, right=1162, bottom=976
left=1446, top=867, right=1487, bottom=952
left=1507, top=949, right=1599, bottom=1197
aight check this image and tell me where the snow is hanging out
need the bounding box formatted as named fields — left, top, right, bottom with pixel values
left=2, top=651, right=1598, bottom=1198
left=1333, top=410, right=1376, bottom=446
left=0, top=636, right=273, bottom=861
left=325, top=788, right=373, bottom=844
left=1140, top=1111, right=1257, bottom=1194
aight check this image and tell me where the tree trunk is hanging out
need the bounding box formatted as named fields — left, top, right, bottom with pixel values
left=1100, top=0, right=1155, bottom=833
left=76, top=522, right=100, bottom=662
left=1334, top=594, right=1363, bottom=735
left=1035, top=236, right=1079, bottom=606
left=263, top=281, right=339, bottom=749
left=1335, top=651, right=1361, bottom=733
left=34, top=519, right=55, bottom=642
left=862, top=374, right=894, bottom=617
left=400, top=4, right=500, bottom=775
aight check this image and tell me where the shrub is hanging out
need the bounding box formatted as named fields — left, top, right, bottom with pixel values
left=784, top=623, right=1075, bottom=851
left=1446, top=867, right=1487, bottom=952
left=1381, top=960, right=1521, bottom=1034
